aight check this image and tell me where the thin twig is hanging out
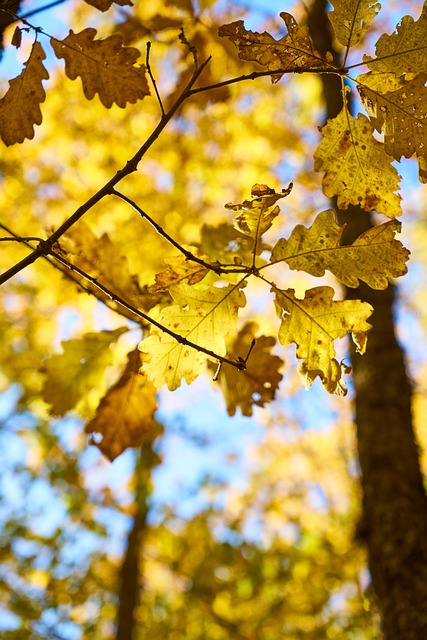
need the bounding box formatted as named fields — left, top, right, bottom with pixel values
left=179, top=27, right=198, bottom=68
left=146, top=42, right=165, bottom=116
left=49, top=249, right=248, bottom=371
left=0, top=57, right=212, bottom=286
left=0, top=236, right=42, bottom=242
left=111, top=189, right=229, bottom=275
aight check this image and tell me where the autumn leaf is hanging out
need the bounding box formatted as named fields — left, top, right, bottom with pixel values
left=85, top=349, right=159, bottom=461
left=0, top=41, right=49, bottom=146
left=357, top=72, right=427, bottom=182
left=328, top=0, right=380, bottom=49
left=62, top=222, right=162, bottom=314
left=139, top=283, right=246, bottom=390
left=50, top=28, right=149, bottom=108
left=365, top=3, right=427, bottom=75
left=271, top=210, right=409, bottom=289
left=149, top=247, right=213, bottom=292
left=212, top=322, right=283, bottom=416
left=218, top=13, right=328, bottom=83
left=274, top=287, right=372, bottom=395
left=40, top=328, right=128, bottom=416
left=84, top=0, right=132, bottom=11
left=225, top=183, right=292, bottom=256
left=200, top=223, right=267, bottom=267
left=314, top=102, right=401, bottom=216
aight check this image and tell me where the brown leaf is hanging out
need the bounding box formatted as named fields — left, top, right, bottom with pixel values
left=213, top=322, right=283, bottom=416
left=0, top=41, right=49, bottom=146
left=219, top=12, right=328, bottom=83
left=83, top=0, right=132, bottom=11
left=50, top=28, right=149, bottom=108
left=11, top=26, right=22, bottom=49
left=86, top=349, right=159, bottom=461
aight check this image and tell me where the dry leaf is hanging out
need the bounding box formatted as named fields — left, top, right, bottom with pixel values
left=329, top=0, right=380, bottom=48
left=85, top=349, right=159, bottom=461
left=50, top=28, right=149, bottom=108
left=84, top=0, right=132, bottom=11
left=0, top=41, right=49, bottom=146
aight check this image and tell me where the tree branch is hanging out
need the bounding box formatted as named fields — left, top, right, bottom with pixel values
left=49, top=249, right=249, bottom=370
left=0, top=57, right=212, bottom=286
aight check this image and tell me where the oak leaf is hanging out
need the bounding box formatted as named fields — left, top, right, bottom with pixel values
left=84, top=0, right=132, bottom=11
left=225, top=183, right=292, bottom=255
left=62, top=222, right=162, bottom=314
left=329, top=0, right=380, bottom=48
left=40, top=328, right=127, bottom=416
left=0, top=41, right=49, bottom=146
left=149, top=247, right=212, bottom=292
left=274, top=287, right=372, bottom=395
left=314, top=104, right=401, bottom=217
left=50, top=28, right=149, bottom=108
left=365, top=3, right=427, bottom=75
left=139, top=283, right=246, bottom=390
left=271, top=210, right=409, bottom=289
left=85, top=349, right=159, bottom=461
left=358, top=72, right=427, bottom=182
left=212, top=322, right=283, bottom=416
left=218, top=13, right=328, bottom=83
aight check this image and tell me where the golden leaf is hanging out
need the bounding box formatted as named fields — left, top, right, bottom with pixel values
left=225, top=183, right=292, bottom=255
left=365, top=2, right=427, bottom=75
left=50, top=28, right=149, bottom=108
left=83, top=0, right=132, bottom=11
left=40, top=328, right=128, bottom=416
left=218, top=13, right=327, bottom=83
left=0, top=41, right=49, bottom=146
left=139, top=283, right=246, bottom=390
left=329, top=0, right=380, bottom=48
left=274, top=287, right=372, bottom=395
left=314, top=103, right=401, bottom=216
left=271, top=210, right=409, bottom=289
left=62, top=222, right=162, bottom=313
left=212, top=321, right=283, bottom=416
left=85, top=349, right=159, bottom=461
left=358, top=72, right=427, bottom=182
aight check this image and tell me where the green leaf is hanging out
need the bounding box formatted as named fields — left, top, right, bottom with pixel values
left=271, top=210, right=409, bottom=289
left=40, top=327, right=128, bottom=416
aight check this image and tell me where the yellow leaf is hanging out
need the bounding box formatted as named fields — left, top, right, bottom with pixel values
left=329, top=0, right=380, bottom=48
left=63, top=222, right=162, bottom=312
left=149, top=246, right=212, bottom=292
left=213, top=321, right=283, bottom=416
left=50, top=28, right=149, bottom=108
left=139, top=283, right=246, bottom=390
left=271, top=210, right=409, bottom=289
left=365, top=2, right=427, bottom=75
left=274, top=286, right=372, bottom=395
left=218, top=13, right=327, bottom=83
left=83, top=0, right=132, bottom=11
left=85, top=349, right=159, bottom=461
left=0, top=41, right=49, bottom=146
left=358, top=72, right=427, bottom=182
left=40, top=327, right=128, bottom=416
left=314, top=103, right=401, bottom=216
left=225, top=183, right=293, bottom=254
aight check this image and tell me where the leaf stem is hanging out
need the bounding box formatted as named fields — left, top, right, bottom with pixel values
left=146, top=42, right=165, bottom=117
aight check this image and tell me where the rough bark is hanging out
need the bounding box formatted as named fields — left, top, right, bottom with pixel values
left=308, top=2, right=427, bottom=638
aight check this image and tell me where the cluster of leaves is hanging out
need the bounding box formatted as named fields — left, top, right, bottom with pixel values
left=0, top=0, right=425, bottom=459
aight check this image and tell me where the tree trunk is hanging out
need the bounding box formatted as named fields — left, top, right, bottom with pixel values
left=308, top=2, right=427, bottom=637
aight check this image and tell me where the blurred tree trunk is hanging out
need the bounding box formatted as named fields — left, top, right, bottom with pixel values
left=308, top=2, right=427, bottom=638
left=115, top=435, right=161, bottom=640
